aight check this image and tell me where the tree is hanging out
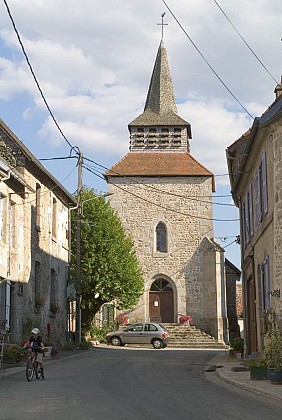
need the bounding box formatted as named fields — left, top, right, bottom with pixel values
left=71, top=187, right=144, bottom=332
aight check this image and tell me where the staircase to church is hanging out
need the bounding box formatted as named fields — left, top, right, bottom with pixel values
left=163, top=324, right=229, bottom=349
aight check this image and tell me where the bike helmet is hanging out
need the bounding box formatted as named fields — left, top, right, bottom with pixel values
left=31, top=328, right=40, bottom=334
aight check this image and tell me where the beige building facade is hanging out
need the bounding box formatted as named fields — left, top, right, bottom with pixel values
left=227, top=80, right=282, bottom=354
left=105, top=42, right=228, bottom=342
left=0, top=120, right=75, bottom=346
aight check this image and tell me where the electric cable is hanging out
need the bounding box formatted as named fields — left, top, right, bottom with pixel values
left=83, top=163, right=239, bottom=222
left=161, top=0, right=254, bottom=119
left=3, top=0, right=75, bottom=151
left=212, top=0, right=279, bottom=85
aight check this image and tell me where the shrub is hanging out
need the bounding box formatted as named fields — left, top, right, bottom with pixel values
left=88, top=325, right=113, bottom=343
left=79, top=340, right=93, bottom=350
left=246, top=359, right=267, bottom=368
left=231, top=337, right=244, bottom=351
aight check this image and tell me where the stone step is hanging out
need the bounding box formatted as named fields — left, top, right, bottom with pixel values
left=161, top=323, right=229, bottom=350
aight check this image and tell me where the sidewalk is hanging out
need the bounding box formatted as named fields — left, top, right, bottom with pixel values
left=206, top=353, right=282, bottom=403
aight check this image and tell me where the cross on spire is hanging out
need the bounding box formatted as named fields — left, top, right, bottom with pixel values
left=157, top=12, right=168, bottom=40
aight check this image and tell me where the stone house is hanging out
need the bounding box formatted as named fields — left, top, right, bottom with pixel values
left=0, top=119, right=75, bottom=347
left=226, top=79, right=282, bottom=354
left=105, top=41, right=228, bottom=343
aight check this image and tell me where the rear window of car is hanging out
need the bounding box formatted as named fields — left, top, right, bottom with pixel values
left=159, top=324, right=168, bottom=332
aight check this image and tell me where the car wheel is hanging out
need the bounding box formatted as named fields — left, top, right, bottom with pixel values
left=110, top=336, right=122, bottom=346
left=152, top=339, right=163, bottom=349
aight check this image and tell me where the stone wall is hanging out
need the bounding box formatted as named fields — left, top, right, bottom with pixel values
left=108, top=174, right=226, bottom=338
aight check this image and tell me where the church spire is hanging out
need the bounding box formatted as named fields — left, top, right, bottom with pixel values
left=128, top=38, right=191, bottom=152
left=144, top=41, right=178, bottom=115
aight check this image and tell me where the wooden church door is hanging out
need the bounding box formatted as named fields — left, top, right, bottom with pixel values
left=149, top=279, right=174, bottom=323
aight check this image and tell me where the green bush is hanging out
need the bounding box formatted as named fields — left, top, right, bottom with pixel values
left=231, top=337, right=244, bottom=351
left=79, top=340, right=93, bottom=350
left=88, top=325, right=114, bottom=343
left=63, top=342, right=76, bottom=351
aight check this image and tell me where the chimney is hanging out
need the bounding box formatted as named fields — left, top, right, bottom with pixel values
left=274, top=76, right=282, bottom=99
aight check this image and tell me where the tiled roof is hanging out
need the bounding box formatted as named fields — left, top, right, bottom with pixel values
left=105, top=152, right=215, bottom=190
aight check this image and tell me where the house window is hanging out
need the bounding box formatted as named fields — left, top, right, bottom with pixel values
left=35, top=183, right=41, bottom=228
left=156, top=222, right=167, bottom=253
left=254, top=152, right=268, bottom=228
left=257, top=255, right=271, bottom=317
left=52, top=198, right=57, bottom=239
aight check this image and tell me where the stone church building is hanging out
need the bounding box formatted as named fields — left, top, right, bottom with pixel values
left=105, top=41, right=227, bottom=342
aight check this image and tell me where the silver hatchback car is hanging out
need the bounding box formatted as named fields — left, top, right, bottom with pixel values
left=106, top=322, right=169, bottom=349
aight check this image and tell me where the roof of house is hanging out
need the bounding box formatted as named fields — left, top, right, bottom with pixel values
left=0, top=119, right=76, bottom=206
left=104, top=151, right=215, bottom=190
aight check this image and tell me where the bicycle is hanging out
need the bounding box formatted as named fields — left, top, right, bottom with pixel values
left=26, top=349, right=43, bottom=381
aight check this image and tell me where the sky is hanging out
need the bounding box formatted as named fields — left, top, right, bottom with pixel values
left=0, top=0, right=281, bottom=269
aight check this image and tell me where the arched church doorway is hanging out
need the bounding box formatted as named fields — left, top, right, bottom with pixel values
left=149, top=279, right=174, bottom=323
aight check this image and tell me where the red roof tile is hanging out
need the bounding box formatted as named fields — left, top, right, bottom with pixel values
left=105, top=152, right=215, bottom=191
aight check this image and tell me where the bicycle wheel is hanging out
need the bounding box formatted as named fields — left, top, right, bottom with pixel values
left=26, top=358, right=34, bottom=381
left=35, top=366, right=42, bottom=379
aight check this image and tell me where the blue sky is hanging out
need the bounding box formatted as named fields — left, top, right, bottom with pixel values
left=1, top=0, right=281, bottom=268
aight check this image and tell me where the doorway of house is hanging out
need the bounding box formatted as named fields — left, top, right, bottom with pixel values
left=149, top=279, right=174, bottom=323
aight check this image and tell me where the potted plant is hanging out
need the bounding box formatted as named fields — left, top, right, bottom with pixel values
left=231, top=337, right=244, bottom=358
left=34, top=297, right=45, bottom=311
left=246, top=359, right=268, bottom=380
left=50, top=302, right=60, bottom=315
left=265, top=328, right=282, bottom=385
left=179, top=315, right=193, bottom=326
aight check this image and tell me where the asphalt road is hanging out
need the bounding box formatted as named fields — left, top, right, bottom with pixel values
left=0, top=347, right=281, bottom=420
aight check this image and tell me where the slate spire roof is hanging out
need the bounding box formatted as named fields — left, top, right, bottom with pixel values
left=129, top=41, right=190, bottom=128
left=105, top=40, right=214, bottom=191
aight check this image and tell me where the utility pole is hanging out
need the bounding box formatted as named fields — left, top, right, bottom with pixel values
left=75, top=149, right=83, bottom=346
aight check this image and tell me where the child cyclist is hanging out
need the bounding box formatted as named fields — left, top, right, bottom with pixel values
left=24, top=328, right=45, bottom=379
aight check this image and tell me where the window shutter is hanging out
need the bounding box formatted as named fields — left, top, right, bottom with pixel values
left=249, top=185, right=254, bottom=236
left=5, top=280, right=11, bottom=332
left=257, top=264, right=263, bottom=318
left=254, top=169, right=261, bottom=227
left=244, top=195, right=250, bottom=244
left=264, top=255, right=271, bottom=310
left=261, top=152, right=268, bottom=215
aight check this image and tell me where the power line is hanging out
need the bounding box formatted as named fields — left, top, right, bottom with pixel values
left=39, top=156, right=77, bottom=161
left=3, top=0, right=75, bottom=151
left=212, top=0, right=279, bottom=85
left=161, top=0, right=254, bottom=119
left=83, top=159, right=235, bottom=207
left=83, top=163, right=239, bottom=222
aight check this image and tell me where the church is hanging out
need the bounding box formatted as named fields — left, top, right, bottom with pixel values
left=105, top=40, right=227, bottom=342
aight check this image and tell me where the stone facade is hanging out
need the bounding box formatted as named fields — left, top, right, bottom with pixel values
left=0, top=119, right=75, bottom=347
left=227, top=82, right=282, bottom=353
left=106, top=42, right=228, bottom=342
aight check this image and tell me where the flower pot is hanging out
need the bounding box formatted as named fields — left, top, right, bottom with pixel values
left=267, top=368, right=282, bottom=385
left=249, top=366, right=268, bottom=380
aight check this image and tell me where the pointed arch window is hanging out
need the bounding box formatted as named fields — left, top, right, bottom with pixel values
left=156, top=222, right=167, bottom=253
